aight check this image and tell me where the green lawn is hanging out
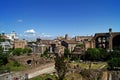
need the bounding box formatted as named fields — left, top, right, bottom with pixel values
left=71, top=61, right=107, bottom=69
left=6, top=60, right=26, bottom=71
left=29, top=62, right=107, bottom=80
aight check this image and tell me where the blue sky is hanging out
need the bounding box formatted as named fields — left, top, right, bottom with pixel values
left=0, top=0, right=120, bottom=40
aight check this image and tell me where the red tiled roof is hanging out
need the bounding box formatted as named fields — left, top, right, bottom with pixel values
left=63, top=40, right=77, bottom=44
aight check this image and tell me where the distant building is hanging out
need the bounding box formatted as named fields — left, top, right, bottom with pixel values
left=0, top=33, right=8, bottom=40
left=84, top=40, right=93, bottom=50
left=65, top=34, right=69, bottom=40
left=73, top=36, right=93, bottom=50
left=5, top=31, right=18, bottom=41
left=11, top=54, right=41, bottom=67
left=92, top=28, right=120, bottom=51
left=0, top=41, right=11, bottom=52
left=14, top=39, right=27, bottom=49
left=74, top=36, right=93, bottom=43
left=28, top=38, right=53, bottom=54
left=61, top=40, right=77, bottom=52
left=54, top=45, right=65, bottom=57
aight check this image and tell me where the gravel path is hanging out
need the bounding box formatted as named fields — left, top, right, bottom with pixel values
left=28, top=65, right=55, bottom=79
left=23, top=63, right=56, bottom=79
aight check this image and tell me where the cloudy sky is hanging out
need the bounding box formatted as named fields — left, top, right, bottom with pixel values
left=0, top=0, right=120, bottom=40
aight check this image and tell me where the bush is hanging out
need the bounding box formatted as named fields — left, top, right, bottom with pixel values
left=54, top=54, right=67, bottom=80
left=0, top=66, right=10, bottom=74
left=13, top=48, right=23, bottom=56
left=23, top=48, right=32, bottom=54
left=108, top=58, right=120, bottom=70
left=81, top=48, right=102, bottom=61
left=0, top=53, right=8, bottom=66
left=76, top=44, right=84, bottom=47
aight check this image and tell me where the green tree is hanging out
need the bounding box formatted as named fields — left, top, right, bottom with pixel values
left=13, top=48, right=23, bottom=56
left=0, top=33, right=6, bottom=42
left=41, top=48, right=49, bottom=57
left=13, top=61, right=20, bottom=67
left=0, top=46, right=9, bottom=66
left=54, top=54, right=67, bottom=80
left=110, top=51, right=120, bottom=58
left=108, top=58, right=120, bottom=70
left=23, top=47, right=32, bottom=54
left=0, top=53, right=8, bottom=66
left=76, top=44, right=84, bottom=48
left=6, top=48, right=14, bottom=55
left=102, top=51, right=120, bottom=61
left=0, top=46, right=8, bottom=66
left=64, top=48, right=70, bottom=58
left=113, top=46, right=120, bottom=51
left=0, top=46, right=3, bottom=53
left=82, top=48, right=101, bottom=61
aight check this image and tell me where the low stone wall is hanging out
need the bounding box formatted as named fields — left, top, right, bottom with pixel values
left=9, top=54, right=54, bottom=70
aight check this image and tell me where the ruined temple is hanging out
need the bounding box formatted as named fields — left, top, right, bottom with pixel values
left=92, top=28, right=120, bottom=51
left=9, top=54, right=53, bottom=69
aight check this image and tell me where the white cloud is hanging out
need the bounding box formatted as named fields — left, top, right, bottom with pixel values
left=41, top=33, right=52, bottom=37
left=24, top=29, right=36, bottom=34
left=39, top=33, right=54, bottom=39
left=18, top=30, right=55, bottom=41
left=17, top=19, right=23, bottom=22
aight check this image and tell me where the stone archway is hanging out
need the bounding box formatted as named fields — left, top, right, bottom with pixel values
left=112, top=35, right=120, bottom=50
left=27, top=60, right=32, bottom=65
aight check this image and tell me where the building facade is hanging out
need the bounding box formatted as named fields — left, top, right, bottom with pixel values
left=92, top=28, right=120, bottom=51
left=5, top=31, right=18, bottom=41
left=14, top=39, right=27, bottom=49
left=0, top=41, right=11, bottom=52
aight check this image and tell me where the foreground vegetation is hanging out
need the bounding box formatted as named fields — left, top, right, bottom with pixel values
left=0, top=47, right=30, bottom=73
left=71, top=61, right=107, bottom=69
left=29, top=61, right=106, bottom=80
left=6, top=60, right=26, bottom=71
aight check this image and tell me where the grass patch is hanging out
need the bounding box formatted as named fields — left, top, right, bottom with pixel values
left=6, top=60, right=26, bottom=71
left=91, top=62, right=107, bottom=69
left=71, top=61, right=107, bottom=69
left=0, top=66, right=10, bottom=74
left=30, top=73, right=84, bottom=80
left=65, top=73, right=83, bottom=80
left=29, top=62, right=107, bottom=80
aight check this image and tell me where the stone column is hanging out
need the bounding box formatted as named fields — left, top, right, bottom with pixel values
left=109, top=36, right=113, bottom=51
left=109, top=28, right=113, bottom=51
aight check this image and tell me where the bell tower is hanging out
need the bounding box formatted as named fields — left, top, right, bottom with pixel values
left=65, top=34, right=69, bottom=40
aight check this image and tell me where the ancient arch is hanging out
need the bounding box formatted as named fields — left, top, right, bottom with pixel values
left=112, top=35, right=120, bottom=50
left=27, top=60, right=32, bottom=65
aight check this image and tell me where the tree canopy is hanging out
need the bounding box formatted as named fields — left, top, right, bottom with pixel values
left=54, top=54, right=67, bottom=80
left=0, top=46, right=8, bottom=66
left=81, top=48, right=102, bottom=61
left=108, top=58, right=120, bottom=70
left=13, top=48, right=32, bottom=56
left=64, top=48, right=70, bottom=58
left=76, top=44, right=84, bottom=47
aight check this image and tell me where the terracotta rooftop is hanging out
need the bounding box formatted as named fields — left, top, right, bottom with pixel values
left=39, top=40, right=52, bottom=45
left=63, top=40, right=77, bottom=44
